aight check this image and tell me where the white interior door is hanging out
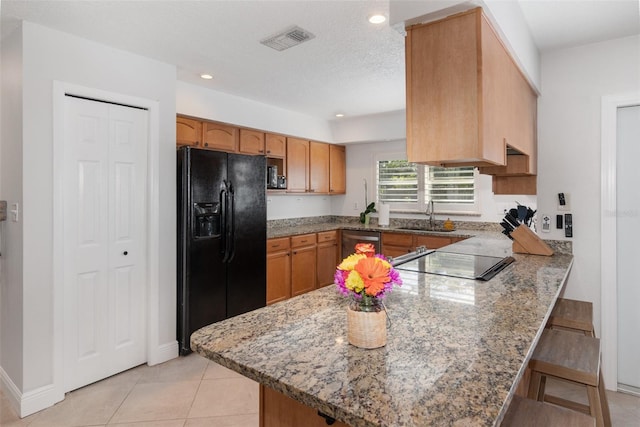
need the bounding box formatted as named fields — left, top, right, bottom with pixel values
left=63, top=95, right=148, bottom=392
left=616, top=104, right=640, bottom=394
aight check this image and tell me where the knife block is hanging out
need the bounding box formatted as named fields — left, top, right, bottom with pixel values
left=511, top=226, right=554, bottom=256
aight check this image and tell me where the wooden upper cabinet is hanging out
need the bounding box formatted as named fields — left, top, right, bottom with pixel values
left=265, top=133, right=287, bottom=158
left=406, top=8, right=536, bottom=168
left=202, top=122, right=239, bottom=152
left=286, top=138, right=309, bottom=192
left=239, top=129, right=265, bottom=155
left=309, top=141, right=330, bottom=194
left=176, top=116, right=202, bottom=147
left=329, top=144, right=346, bottom=194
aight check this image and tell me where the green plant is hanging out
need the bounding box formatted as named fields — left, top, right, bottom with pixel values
left=359, top=202, right=376, bottom=223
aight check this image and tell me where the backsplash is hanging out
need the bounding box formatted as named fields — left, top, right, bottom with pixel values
left=268, top=215, right=572, bottom=255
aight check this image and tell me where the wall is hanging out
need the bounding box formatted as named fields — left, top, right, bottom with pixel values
left=0, top=23, right=24, bottom=395
left=1, top=21, right=177, bottom=415
left=333, top=139, right=536, bottom=223
left=537, top=34, right=640, bottom=334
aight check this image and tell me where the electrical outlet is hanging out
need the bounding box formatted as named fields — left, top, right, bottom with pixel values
left=354, top=202, right=359, bottom=211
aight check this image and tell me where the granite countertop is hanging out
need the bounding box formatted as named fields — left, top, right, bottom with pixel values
left=191, top=234, right=574, bottom=426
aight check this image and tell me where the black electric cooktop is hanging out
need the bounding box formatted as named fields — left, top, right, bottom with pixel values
left=394, top=251, right=515, bottom=281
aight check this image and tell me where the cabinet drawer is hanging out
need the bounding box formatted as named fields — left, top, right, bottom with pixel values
left=317, top=230, right=337, bottom=243
left=267, top=237, right=290, bottom=253
left=291, top=233, right=316, bottom=248
left=382, top=232, right=413, bottom=246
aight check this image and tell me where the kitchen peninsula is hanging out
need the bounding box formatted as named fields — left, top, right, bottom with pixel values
left=191, top=234, right=573, bottom=426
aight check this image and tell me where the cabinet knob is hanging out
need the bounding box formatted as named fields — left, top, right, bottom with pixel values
left=123, top=251, right=128, bottom=256
left=266, top=150, right=271, bottom=154
left=204, top=142, right=209, bottom=147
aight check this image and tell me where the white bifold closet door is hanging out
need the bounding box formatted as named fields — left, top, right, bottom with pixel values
left=63, top=95, right=148, bottom=392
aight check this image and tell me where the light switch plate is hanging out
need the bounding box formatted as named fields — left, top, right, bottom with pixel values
left=541, top=214, right=551, bottom=232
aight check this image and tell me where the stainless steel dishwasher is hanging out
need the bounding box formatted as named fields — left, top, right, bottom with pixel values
left=341, top=230, right=381, bottom=256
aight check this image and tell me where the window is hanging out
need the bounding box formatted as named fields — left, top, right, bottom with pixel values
left=375, top=154, right=478, bottom=214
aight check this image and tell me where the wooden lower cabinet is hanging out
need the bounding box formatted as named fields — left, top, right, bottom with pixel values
left=414, top=235, right=453, bottom=249
left=291, top=234, right=317, bottom=297
left=266, top=238, right=291, bottom=305
left=316, top=231, right=339, bottom=288
left=261, top=385, right=350, bottom=427
left=382, top=232, right=463, bottom=257
left=381, top=232, right=414, bottom=257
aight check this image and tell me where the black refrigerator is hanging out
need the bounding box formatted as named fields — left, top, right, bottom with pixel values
left=177, top=146, right=266, bottom=355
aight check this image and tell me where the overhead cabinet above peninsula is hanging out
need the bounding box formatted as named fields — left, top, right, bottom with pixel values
left=405, top=7, right=538, bottom=177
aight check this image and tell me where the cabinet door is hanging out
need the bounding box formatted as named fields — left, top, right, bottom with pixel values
left=202, top=122, right=239, bottom=152
left=414, top=235, right=451, bottom=249
left=176, top=116, right=202, bottom=147
left=406, top=9, right=508, bottom=167
left=383, top=245, right=413, bottom=258
left=329, top=144, right=346, bottom=194
left=286, top=138, right=309, bottom=192
left=382, top=232, right=414, bottom=257
left=261, top=385, right=351, bottom=427
left=316, top=241, right=338, bottom=288
left=265, top=133, right=287, bottom=158
left=267, top=250, right=291, bottom=305
left=239, top=129, right=265, bottom=155
left=309, top=141, right=330, bottom=194
left=291, top=245, right=317, bottom=296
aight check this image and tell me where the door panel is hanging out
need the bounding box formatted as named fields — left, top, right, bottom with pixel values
left=226, top=153, right=266, bottom=317
left=617, top=105, right=640, bottom=391
left=64, top=96, right=148, bottom=392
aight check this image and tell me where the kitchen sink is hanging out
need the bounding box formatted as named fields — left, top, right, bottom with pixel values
left=396, top=227, right=455, bottom=233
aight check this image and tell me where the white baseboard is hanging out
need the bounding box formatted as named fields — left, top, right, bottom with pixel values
left=0, top=366, right=62, bottom=418
left=147, top=340, right=178, bottom=366
left=0, top=366, right=21, bottom=416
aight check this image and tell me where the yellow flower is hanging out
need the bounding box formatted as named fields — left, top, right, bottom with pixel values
left=345, top=270, right=365, bottom=293
left=338, top=253, right=367, bottom=271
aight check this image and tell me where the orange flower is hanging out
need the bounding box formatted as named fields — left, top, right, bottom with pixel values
left=354, top=243, right=376, bottom=257
left=354, top=257, right=390, bottom=297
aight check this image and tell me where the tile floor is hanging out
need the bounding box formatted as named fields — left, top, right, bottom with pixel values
left=2, top=353, right=639, bottom=426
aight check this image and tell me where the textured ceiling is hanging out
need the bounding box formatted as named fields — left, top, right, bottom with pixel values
left=1, top=0, right=639, bottom=120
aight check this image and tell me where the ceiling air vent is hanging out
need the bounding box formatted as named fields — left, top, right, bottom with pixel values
left=260, top=25, right=315, bottom=51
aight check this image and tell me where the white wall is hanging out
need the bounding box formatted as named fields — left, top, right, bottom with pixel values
left=0, top=23, right=24, bottom=393
left=537, top=34, right=640, bottom=334
left=0, top=21, right=177, bottom=413
left=334, top=139, right=536, bottom=223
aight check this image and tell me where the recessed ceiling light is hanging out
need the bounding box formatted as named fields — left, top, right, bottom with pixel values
left=200, top=74, right=213, bottom=80
left=335, top=113, right=345, bottom=118
left=368, top=14, right=386, bottom=24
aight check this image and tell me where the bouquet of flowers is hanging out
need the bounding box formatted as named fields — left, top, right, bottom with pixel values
left=334, top=243, right=402, bottom=311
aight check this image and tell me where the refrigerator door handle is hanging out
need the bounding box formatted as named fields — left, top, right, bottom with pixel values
left=227, top=182, right=236, bottom=263
left=220, top=182, right=229, bottom=262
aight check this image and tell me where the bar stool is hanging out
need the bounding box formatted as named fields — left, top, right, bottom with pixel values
left=528, top=329, right=611, bottom=427
left=547, top=298, right=595, bottom=336
left=502, top=395, right=595, bottom=426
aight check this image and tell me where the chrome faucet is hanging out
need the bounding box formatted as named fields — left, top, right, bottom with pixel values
left=425, top=200, right=435, bottom=230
